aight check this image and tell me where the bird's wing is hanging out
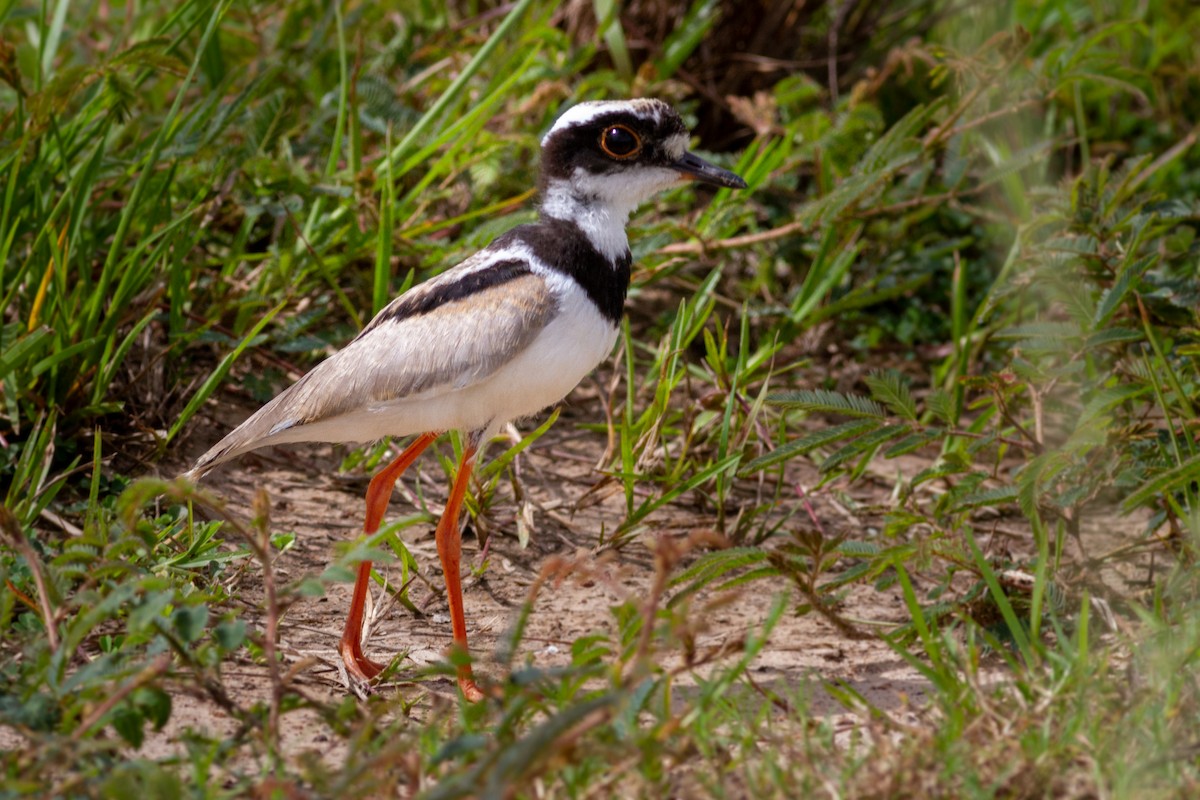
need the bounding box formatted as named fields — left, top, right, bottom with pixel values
left=188, top=249, right=557, bottom=476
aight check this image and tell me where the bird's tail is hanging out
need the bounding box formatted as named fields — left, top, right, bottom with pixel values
left=177, top=350, right=337, bottom=483
left=179, top=443, right=227, bottom=484
left=179, top=415, right=283, bottom=483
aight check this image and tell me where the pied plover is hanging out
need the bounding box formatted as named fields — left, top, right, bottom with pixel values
left=185, top=98, right=747, bottom=701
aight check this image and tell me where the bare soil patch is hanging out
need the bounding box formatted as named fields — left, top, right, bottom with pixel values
left=142, top=393, right=942, bottom=765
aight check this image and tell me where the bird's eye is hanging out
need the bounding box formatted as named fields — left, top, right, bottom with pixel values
left=599, top=125, right=641, bottom=159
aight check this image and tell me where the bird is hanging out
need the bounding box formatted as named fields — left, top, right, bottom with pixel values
left=184, top=98, right=748, bottom=701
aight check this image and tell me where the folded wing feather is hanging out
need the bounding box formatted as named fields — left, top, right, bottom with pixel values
left=185, top=265, right=556, bottom=478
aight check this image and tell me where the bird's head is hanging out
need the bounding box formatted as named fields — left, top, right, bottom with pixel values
left=539, top=99, right=746, bottom=222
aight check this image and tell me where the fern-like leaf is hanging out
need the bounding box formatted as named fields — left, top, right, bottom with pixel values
left=995, top=321, right=1082, bottom=341
left=765, top=389, right=886, bottom=419
left=1095, top=254, right=1153, bottom=327
left=716, top=565, right=785, bottom=592
left=911, top=460, right=970, bottom=489
left=865, top=370, right=917, bottom=421
left=854, top=106, right=931, bottom=172
left=949, top=485, right=1019, bottom=513
left=1015, top=452, right=1071, bottom=518
left=926, top=389, right=956, bottom=426
left=978, top=140, right=1055, bottom=189
left=667, top=548, right=772, bottom=607
left=819, top=423, right=910, bottom=474
left=1077, top=385, right=1150, bottom=430
left=740, top=419, right=879, bottom=474
left=837, top=540, right=881, bottom=557
left=886, top=427, right=944, bottom=458
left=818, top=560, right=876, bottom=590
left=1084, top=327, right=1142, bottom=350
left=1122, top=451, right=1200, bottom=512
left=670, top=547, right=769, bottom=588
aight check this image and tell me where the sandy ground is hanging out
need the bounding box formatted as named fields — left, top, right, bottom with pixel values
left=108, top=393, right=939, bottom=766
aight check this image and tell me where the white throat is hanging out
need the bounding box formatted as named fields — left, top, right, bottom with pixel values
left=540, top=175, right=633, bottom=264
left=540, top=164, right=684, bottom=263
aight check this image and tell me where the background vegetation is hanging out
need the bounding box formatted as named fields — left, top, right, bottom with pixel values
left=2, top=0, right=1199, bottom=796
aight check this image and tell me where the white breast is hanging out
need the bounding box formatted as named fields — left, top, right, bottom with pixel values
left=470, top=279, right=620, bottom=420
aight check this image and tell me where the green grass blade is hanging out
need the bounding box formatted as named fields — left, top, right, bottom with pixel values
left=166, top=300, right=286, bottom=444
left=376, top=0, right=539, bottom=178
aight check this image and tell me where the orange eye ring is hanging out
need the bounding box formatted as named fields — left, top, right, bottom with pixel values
left=599, top=125, right=642, bottom=160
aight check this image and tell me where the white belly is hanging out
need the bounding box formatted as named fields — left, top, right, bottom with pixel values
left=294, top=292, right=619, bottom=443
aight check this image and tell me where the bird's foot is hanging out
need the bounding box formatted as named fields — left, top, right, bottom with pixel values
left=459, top=674, right=485, bottom=703
left=338, top=638, right=385, bottom=682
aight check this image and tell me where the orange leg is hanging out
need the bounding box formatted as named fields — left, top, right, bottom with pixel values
left=339, top=432, right=438, bottom=680
left=437, top=444, right=484, bottom=701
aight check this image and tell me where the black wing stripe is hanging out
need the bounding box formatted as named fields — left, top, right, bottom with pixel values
left=361, top=259, right=534, bottom=335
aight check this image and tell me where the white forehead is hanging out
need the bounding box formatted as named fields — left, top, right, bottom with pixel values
left=542, top=99, right=671, bottom=145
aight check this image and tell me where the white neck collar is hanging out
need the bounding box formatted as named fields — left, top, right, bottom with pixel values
left=539, top=178, right=632, bottom=264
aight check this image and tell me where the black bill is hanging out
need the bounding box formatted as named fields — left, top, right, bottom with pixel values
left=671, top=151, right=748, bottom=189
